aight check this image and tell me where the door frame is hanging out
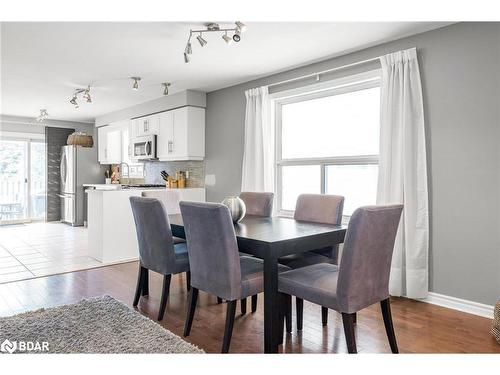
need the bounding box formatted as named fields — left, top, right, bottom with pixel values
left=0, top=132, right=46, bottom=225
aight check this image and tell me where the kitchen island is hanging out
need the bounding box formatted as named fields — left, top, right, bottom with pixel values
left=87, top=187, right=205, bottom=264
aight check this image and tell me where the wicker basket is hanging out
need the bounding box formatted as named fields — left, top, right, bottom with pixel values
left=67, top=132, right=94, bottom=148
left=492, top=301, right=500, bottom=344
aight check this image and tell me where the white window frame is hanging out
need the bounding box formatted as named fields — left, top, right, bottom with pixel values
left=271, top=70, right=382, bottom=219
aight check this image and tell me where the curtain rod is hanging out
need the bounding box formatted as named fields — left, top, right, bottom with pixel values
left=267, top=55, right=381, bottom=89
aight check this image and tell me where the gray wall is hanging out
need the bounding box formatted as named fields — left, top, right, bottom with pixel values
left=205, top=22, right=500, bottom=305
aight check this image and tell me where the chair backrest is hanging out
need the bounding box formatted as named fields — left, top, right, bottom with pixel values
left=239, top=192, right=274, bottom=217
left=129, top=196, right=176, bottom=275
left=179, top=201, right=242, bottom=300
left=336, top=205, right=403, bottom=313
left=294, top=194, right=344, bottom=225
left=142, top=189, right=181, bottom=215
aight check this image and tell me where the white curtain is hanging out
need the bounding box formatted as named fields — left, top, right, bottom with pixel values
left=241, top=86, right=274, bottom=192
left=377, top=48, right=429, bottom=299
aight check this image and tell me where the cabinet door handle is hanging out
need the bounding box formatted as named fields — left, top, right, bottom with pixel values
left=105, top=148, right=107, bottom=158
left=168, top=141, right=174, bottom=153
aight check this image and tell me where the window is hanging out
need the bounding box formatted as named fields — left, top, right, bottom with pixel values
left=275, top=71, right=381, bottom=216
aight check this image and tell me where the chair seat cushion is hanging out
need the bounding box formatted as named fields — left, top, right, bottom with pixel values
left=240, top=256, right=289, bottom=299
left=278, top=251, right=333, bottom=269
left=278, top=263, right=340, bottom=310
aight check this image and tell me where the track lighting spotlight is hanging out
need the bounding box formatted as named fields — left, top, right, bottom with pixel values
left=235, top=21, right=247, bottom=33
left=162, top=83, right=171, bottom=96
left=83, top=86, right=92, bottom=103
left=70, top=95, right=78, bottom=108
left=185, top=41, right=192, bottom=55
left=233, top=29, right=241, bottom=43
left=131, top=77, right=141, bottom=91
left=196, top=33, right=207, bottom=47
left=222, top=32, right=232, bottom=45
left=36, top=109, right=49, bottom=122
left=184, top=52, right=190, bottom=63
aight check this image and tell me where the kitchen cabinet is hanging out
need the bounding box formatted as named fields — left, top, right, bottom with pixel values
left=98, top=124, right=122, bottom=164
left=135, top=114, right=160, bottom=136
left=157, top=106, right=205, bottom=161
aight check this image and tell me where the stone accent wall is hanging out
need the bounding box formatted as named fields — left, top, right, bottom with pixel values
left=45, top=127, right=74, bottom=221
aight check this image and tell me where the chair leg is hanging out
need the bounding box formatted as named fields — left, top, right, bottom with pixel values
left=217, top=297, right=223, bottom=304
left=186, top=271, right=191, bottom=292
left=285, top=294, right=292, bottom=333
left=251, top=295, right=258, bottom=312
left=241, top=298, right=247, bottom=315
left=133, top=266, right=145, bottom=307
left=322, top=307, right=328, bottom=326
left=183, top=287, right=199, bottom=337
left=157, top=274, right=171, bottom=321
left=141, top=268, right=149, bottom=296
left=222, top=300, right=237, bottom=353
left=296, top=297, right=304, bottom=331
left=341, top=313, right=357, bottom=353
left=381, top=298, right=399, bottom=353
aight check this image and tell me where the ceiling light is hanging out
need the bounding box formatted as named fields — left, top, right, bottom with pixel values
left=184, top=52, right=190, bottom=63
left=162, top=83, right=171, bottom=96
left=196, top=34, right=207, bottom=47
left=36, top=109, right=49, bottom=122
left=131, top=77, right=141, bottom=91
left=83, top=86, right=92, bottom=103
left=185, top=42, right=192, bottom=55
left=235, top=21, right=247, bottom=33
left=233, top=29, right=241, bottom=43
left=69, top=95, right=78, bottom=108
left=222, top=32, right=232, bottom=45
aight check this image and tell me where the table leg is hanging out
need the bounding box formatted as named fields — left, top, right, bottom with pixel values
left=263, top=253, right=279, bottom=353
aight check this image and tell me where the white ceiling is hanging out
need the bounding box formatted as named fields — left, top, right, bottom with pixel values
left=1, top=22, right=450, bottom=123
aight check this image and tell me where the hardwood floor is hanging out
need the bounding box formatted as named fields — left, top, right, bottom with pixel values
left=0, top=261, right=498, bottom=354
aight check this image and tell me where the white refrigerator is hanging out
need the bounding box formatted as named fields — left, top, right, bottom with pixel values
left=59, top=145, right=103, bottom=226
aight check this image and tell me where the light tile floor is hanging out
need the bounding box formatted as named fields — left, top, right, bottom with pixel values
left=0, top=222, right=102, bottom=283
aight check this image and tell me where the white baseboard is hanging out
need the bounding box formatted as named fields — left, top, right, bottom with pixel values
left=421, top=292, right=494, bottom=319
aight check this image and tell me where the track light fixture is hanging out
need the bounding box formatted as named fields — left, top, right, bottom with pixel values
left=162, top=82, right=171, bottom=96
left=36, top=109, right=49, bottom=122
left=222, top=31, right=232, bottom=45
left=70, top=94, right=79, bottom=109
left=183, top=22, right=247, bottom=63
left=131, top=77, right=141, bottom=90
left=196, top=33, right=207, bottom=47
left=82, top=85, right=92, bottom=103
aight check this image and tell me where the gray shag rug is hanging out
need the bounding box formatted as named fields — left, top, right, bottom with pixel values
left=0, top=295, right=204, bottom=354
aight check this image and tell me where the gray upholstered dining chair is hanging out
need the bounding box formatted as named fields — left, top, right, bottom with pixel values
left=279, top=194, right=344, bottom=328
left=239, top=191, right=274, bottom=217
left=237, top=191, right=274, bottom=314
left=278, top=204, right=404, bottom=353
left=180, top=201, right=288, bottom=353
left=141, top=190, right=186, bottom=244
left=129, top=196, right=190, bottom=321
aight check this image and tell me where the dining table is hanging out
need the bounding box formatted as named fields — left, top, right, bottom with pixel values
left=169, top=213, right=347, bottom=353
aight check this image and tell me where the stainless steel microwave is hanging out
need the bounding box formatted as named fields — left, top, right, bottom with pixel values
left=133, top=135, right=157, bottom=160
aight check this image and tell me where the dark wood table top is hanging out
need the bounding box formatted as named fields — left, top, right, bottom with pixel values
left=169, top=214, right=347, bottom=258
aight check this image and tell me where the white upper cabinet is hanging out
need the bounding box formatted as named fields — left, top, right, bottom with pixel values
left=157, top=106, right=205, bottom=161
left=135, top=114, right=160, bottom=136
left=97, top=121, right=128, bottom=165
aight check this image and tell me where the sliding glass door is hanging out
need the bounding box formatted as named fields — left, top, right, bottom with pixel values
left=0, top=137, right=46, bottom=224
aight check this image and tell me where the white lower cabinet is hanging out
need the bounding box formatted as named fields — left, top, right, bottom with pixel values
left=157, top=106, right=205, bottom=161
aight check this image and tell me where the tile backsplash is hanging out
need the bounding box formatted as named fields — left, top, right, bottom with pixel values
left=144, top=161, right=205, bottom=188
